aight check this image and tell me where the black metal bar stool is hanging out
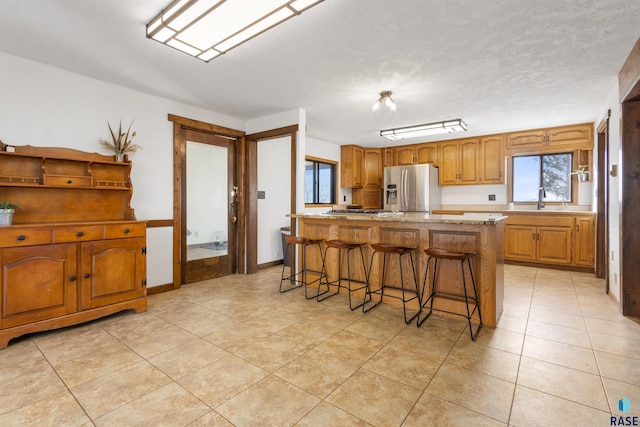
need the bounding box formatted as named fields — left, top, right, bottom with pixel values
left=363, top=243, right=420, bottom=323
left=280, top=236, right=325, bottom=299
left=317, top=240, right=369, bottom=310
left=417, top=247, right=483, bottom=340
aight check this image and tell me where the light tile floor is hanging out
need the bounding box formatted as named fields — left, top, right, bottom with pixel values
left=1, top=265, right=639, bottom=426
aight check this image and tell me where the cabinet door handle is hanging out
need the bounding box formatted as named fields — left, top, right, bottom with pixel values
left=532, top=232, right=536, bottom=240
left=576, top=224, right=580, bottom=231
left=124, top=228, right=130, bottom=234
left=77, top=231, right=84, bottom=237
left=67, top=180, right=73, bottom=184
left=17, top=235, right=26, bottom=241
left=70, top=276, right=77, bottom=281
left=84, top=273, right=90, bottom=279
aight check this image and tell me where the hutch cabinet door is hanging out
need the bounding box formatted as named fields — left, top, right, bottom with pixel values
left=0, top=243, right=77, bottom=329
left=80, top=237, right=146, bottom=310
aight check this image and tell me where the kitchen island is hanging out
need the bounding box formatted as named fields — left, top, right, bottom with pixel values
left=289, top=212, right=506, bottom=327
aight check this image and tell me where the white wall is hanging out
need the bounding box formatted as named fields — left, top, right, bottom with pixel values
left=257, top=136, right=291, bottom=264
left=0, top=52, right=243, bottom=287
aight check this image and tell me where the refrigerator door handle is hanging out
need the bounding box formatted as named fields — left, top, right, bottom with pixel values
left=401, top=168, right=408, bottom=211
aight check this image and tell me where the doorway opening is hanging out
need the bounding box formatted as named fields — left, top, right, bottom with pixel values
left=170, top=115, right=246, bottom=287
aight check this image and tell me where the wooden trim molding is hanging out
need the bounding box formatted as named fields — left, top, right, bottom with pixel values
left=168, top=114, right=245, bottom=137
left=146, top=219, right=173, bottom=228
left=619, top=36, right=640, bottom=102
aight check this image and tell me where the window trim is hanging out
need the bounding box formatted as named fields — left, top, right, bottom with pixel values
left=509, top=149, right=580, bottom=205
left=304, top=155, right=338, bottom=207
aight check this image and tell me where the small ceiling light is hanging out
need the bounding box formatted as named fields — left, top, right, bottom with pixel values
left=372, top=91, right=397, bottom=112
left=380, top=119, right=467, bottom=140
left=146, top=0, right=325, bottom=62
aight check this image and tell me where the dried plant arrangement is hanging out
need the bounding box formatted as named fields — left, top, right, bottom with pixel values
left=98, top=120, right=142, bottom=160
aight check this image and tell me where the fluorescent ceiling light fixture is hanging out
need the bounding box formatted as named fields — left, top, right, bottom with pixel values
left=372, top=91, right=397, bottom=112
left=380, top=119, right=467, bottom=140
left=146, top=0, right=324, bottom=62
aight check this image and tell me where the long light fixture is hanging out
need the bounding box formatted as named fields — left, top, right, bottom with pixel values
left=146, top=0, right=324, bottom=62
left=380, top=119, right=467, bottom=140
left=372, top=91, right=397, bottom=112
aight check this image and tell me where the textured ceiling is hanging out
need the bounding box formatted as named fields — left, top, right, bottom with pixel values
left=1, top=0, right=639, bottom=146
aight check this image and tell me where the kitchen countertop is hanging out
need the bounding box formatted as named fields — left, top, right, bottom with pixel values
left=289, top=211, right=508, bottom=225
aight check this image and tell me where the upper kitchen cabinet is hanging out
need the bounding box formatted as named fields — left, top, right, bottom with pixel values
left=394, top=145, right=416, bottom=165
left=438, top=138, right=479, bottom=186
left=363, top=148, right=383, bottom=188
left=506, top=123, right=593, bottom=152
left=479, top=135, right=505, bottom=184
left=340, top=144, right=363, bottom=188
left=416, top=143, right=439, bottom=164
left=389, top=143, right=438, bottom=165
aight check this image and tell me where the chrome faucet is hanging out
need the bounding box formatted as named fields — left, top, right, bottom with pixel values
left=537, top=187, right=546, bottom=210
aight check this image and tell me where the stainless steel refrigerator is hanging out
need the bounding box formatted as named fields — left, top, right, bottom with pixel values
left=383, top=164, right=441, bottom=212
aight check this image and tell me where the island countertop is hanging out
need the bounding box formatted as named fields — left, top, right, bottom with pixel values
left=289, top=211, right=508, bottom=225
left=290, top=213, right=505, bottom=327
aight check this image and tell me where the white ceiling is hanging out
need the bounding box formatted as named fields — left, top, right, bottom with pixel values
left=1, top=1, right=639, bottom=146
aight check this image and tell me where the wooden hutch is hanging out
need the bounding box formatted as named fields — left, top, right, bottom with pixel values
left=0, top=144, right=147, bottom=349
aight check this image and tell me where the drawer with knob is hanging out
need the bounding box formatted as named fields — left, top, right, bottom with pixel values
left=0, top=228, right=52, bottom=248
left=104, top=223, right=145, bottom=239
left=42, top=174, right=92, bottom=187
left=53, top=225, right=104, bottom=243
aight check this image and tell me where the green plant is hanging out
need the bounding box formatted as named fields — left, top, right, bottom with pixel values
left=0, top=201, right=21, bottom=210
left=98, top=120, right=142, bottom=155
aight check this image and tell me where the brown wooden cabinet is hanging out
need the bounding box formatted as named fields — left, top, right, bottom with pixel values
left=387, top=143, right=438, bottom=166
left=506, top=123, right=593, bottom=152
left=0, top=243, right=77, bottom=329
left=504, top=220, right=572, bottom=265
left=438, top=138, right=479, bottom=186
left=363, top=148, right=383, bottom=188
left=393, top=145, right=416, bottom=165
left=0, top=146, right=146, bottom=349
left=352, top=148, right=383, bottom=209
left=575, top=216, right=596, bottom=267
left=415, top=143, right=438, bottom=164
left=503, top=213, right=595, bottom=269
left=340, top=145, right=363, bottom=188
left=479, top=135, right=504, bottom=184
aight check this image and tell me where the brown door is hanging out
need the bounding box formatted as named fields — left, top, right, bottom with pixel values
left=183, top=129, right=237, bottom=283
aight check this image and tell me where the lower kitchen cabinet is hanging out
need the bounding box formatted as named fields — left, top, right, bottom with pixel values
left=503, top=214, right=595, bottom=269
left=575, top=216, right=596, bottom=267
left=504, top=224, right=571, bottom=265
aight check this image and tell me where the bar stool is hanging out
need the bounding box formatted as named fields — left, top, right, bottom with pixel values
left=417, top=247, right=482, bottom=340
left=280, top=236, right=325, bottom=299
left=363, top=243, right=420, bottom=323
left=317, top=240, right=369, bottom=310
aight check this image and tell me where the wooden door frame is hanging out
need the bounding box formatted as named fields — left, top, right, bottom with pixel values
left=246, top=125, right=298, bottom=274
left=168, top=114, right=246, bottom=288
left=618, top=36, right=640, bottom=317
left=595, top=112, right=609, bottom=285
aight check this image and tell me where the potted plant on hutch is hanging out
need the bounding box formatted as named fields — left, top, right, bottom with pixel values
left=0, top=201, right=21, bottom=226
left=98, top=120, right=142, bottom=162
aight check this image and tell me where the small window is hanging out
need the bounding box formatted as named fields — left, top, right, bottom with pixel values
left=512, top=153, right=573, bottom=202
left=304, top=157, right=336, bottom=205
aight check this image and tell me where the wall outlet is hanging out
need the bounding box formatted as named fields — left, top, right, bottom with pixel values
left=343, top=195, right=346, bottom=202
left=488, top=194, right=496, bottom=201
